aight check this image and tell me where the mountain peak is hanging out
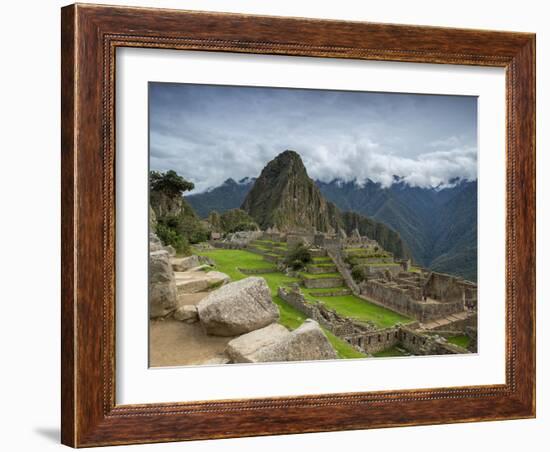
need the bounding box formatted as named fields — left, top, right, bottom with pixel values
left=241, top=150, right=334, bottom=233
left=259, top=150, right=308, bottom=179
left=223, top=178, right=237, bottom=185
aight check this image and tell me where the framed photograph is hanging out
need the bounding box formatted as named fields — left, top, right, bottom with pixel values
left=61, top=3, right=536, bottom=447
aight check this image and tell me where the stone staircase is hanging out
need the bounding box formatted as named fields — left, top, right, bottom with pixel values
left=301, top=254, right=344, bottom=290
left=419, top=311, right=471, bottom=331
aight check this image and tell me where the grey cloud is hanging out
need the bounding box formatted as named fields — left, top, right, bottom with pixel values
left=149, top=83, right=477, bottom=193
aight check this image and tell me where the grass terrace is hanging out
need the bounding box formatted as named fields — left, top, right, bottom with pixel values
left=312, top=256, right=333, bottom=263
left=373, top=346, right=409, bottom=358
left=193, top=248, right=413, bottom=355
left=302, top=292, right=412, bottom=329
left=446, top=335, right=471, bottom=349
left=300, top=272, right=342, bottom=279
left=310, top=263, right=337, bottom=268
left=302, top=286, right=348, bottom=294
left=192, top=247, right=364, bottom=359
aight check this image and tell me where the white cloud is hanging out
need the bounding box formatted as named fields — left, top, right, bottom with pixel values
left=149, top=83, right=478, bottom=192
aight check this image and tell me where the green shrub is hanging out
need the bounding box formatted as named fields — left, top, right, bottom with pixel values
left=156, top=223, right=190, bottom=255
left=284, top=243, right=313, bottom=271
left=351, top=265, right=366, bottom=283
left=220, top=209, right=258, bottom=233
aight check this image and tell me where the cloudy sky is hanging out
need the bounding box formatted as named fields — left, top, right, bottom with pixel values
left=149, top=82, right=477, bottom=193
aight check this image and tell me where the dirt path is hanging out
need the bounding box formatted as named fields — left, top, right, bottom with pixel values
left=149, top=291, right=235, bottom=367
left=149, top=319, right=234, bottom=367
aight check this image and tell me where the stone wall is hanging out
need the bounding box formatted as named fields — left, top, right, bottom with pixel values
left=261, top=232, right=286, bottom=242
left=287, top=233, right=315, bottom=246
left=424, top=272, right=464, bottom=302
left=211, top=241, right=246, bottom=250
left=327, top=249, right=360, bottom=293
left=364, top=264, right=402, bottom=276
left=277, top=287, right=375, bottom=338
left=425, top=312, right=477, bottom=333
left=346, top=328, right=401, bottom=354
left=399, top=326, right=466, bottom=355
left=359, top=279, right=465, bottom=322
left=344, top=237, right=378, bottom=248
left=307, top=264, right=338, bottom=274
left=238, top=267, right=278, bottom=275
left=309, top=289, right=352, bottom=297
left=309, top=248, right=328, bottom=258
left=302, top=277, right=344, bottom=289
left=277, top=288, right=468, bottom=357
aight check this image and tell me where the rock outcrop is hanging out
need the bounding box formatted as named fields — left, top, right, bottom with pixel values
left=171, top=255, right=200, bottom=272
left=149, top=232, right=164, bottom=252
left=241, top=150, right=338, bottom=233
left=175, top=270, right=230, bottom=294
left=225, top=323, right=289, bottom=362
left=240, top=150, right=409, bottom=258
left=173, top=305, right=199, bottom=323
left=149, top=247, right=178, bottom=318
left=197, top=277, right=279, bottom=336
left=226, top=319, right=337, bottom=363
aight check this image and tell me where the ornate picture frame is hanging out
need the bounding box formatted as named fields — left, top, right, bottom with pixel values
left=61, top=3, right=535, bottom=447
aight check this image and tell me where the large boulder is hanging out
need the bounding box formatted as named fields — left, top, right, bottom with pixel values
left=149, top=249, right=178, bottom=318
left=171, top=255, right=200, bottom=272
left=164, top=244, right=176, bottom=257
left=149, top=232, right=163, bottom=252
left=197, top=277, right=279, bottom=336
left=175, top=270, right=230, bottom=294
left=225, top=323, right=289, bottom=362
left=227, top=320, right=338, bottom=363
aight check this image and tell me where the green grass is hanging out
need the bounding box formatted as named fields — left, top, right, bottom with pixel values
left=323, top=330, right=366, bottom=359
left=304, top=294, right=412, bottom=329
left=272, top=295, right=307, bottom=330
left=194, top=248, right=409, bottom=351
left=193, top=248, right=275, bottom=280
left=446, top=335, right=471, bottom=349
left=409, top=266, right=422, bottom=273
left=300, top=272, right=342, bottom=279
left=303, top=286, right=347, bottom=294
left=373, top=346, right=409, bottom=357
left=312, top=256, right=333, bottom=263
left=193, top=248, right=364, bottom=359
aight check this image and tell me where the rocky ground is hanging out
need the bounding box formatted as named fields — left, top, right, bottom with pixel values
left=149, top=264, right=233, bottom=367
left=148, top=232, right=338, bottom=366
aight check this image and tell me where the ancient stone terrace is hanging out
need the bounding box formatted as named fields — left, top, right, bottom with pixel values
left=277, top=286, right=470, bottom=357
left=210, top=229, right=477, bottom=342
left=359, top=270, right=477, bottom=323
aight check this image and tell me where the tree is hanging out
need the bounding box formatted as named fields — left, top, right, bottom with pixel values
left=351, top=265, right=367, bottom=283
left=149, top=170, right=208, bottom=254
left=149, top=170, right=194, bottom=196
left=208, top=210, right=222, bottom=232
left=284, top=243, right=313, bottom=271
left=220, top=209, right=258, bottom=233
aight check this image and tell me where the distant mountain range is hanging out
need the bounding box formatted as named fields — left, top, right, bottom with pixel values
left=187, top=177, right=256, bottom=218
left=186, top=155, right=477, bottom=282
left=316, top=179, right=477, bottom=282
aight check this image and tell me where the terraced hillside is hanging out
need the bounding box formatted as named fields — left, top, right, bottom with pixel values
left=195, top=243, right=413, bottom=354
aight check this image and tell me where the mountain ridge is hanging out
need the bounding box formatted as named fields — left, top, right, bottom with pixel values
left=186, top=162, right=477, bottom=281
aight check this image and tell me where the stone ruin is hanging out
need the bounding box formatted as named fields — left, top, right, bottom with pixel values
left=200, top=227, right=478, bottom=357
left=359, top=270, right=478, bottom=322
